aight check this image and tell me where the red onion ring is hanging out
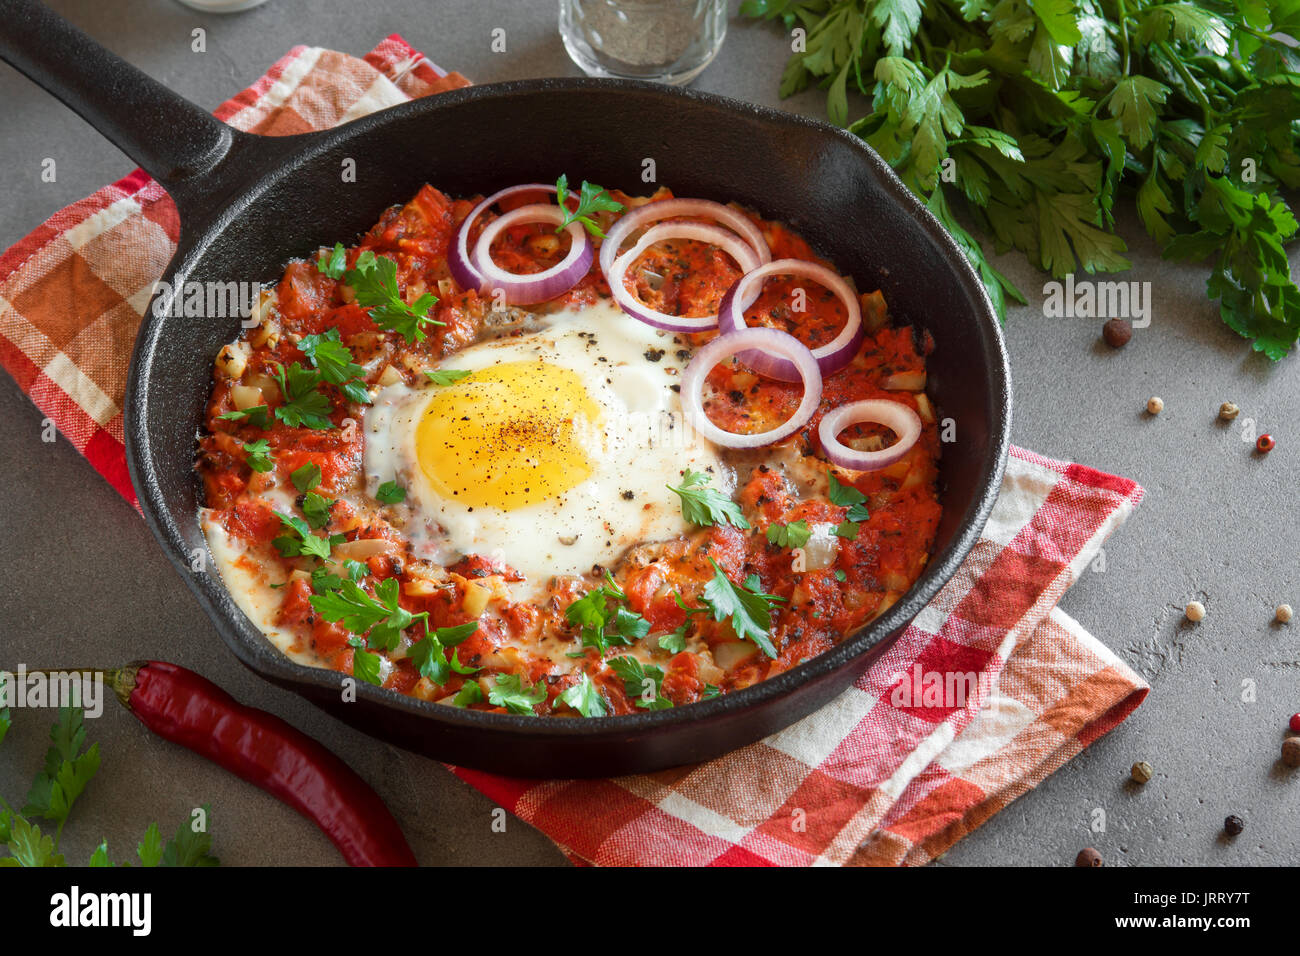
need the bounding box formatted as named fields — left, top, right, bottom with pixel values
left=605, top=222, right=763, bottom=332
left=471, top=204, right=592, bottom=306
left=599, top=197, right=771, bottom=277
left=818, top=399, right=922, bottom=471
left=680, top=328, right=823, bottom=449
left=718, top=258, right=865, bottom=382
left=449, top=183, right=557, bottom=292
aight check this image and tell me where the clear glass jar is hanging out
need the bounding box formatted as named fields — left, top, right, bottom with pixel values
left=559, top=0, right=728, bottom=86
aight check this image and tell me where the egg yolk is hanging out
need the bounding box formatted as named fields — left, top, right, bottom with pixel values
left=415, top=360, right=603, bottom=511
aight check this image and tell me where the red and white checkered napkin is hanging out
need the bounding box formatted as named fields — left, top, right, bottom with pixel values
left=0, top=39, right=1149, bottom=866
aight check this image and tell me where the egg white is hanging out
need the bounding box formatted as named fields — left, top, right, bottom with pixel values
left=363, top=300, right=728, bottom=598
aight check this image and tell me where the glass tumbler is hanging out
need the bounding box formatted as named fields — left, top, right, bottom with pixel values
left=559, top=0, right=728, bottom=86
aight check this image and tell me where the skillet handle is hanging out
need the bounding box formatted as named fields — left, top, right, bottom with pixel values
left=0, top=0, right=240, bottom=214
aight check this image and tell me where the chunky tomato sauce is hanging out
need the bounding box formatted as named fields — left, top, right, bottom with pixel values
left=198, top=184, right=942, bottom=716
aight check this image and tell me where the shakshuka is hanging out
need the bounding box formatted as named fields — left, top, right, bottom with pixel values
left=197, top=180, right=942, bottom=717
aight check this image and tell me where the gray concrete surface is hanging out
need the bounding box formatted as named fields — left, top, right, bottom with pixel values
left=0, top=0, right=1296, bottom=867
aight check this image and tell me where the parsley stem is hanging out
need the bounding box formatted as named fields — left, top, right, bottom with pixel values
left=1157, top=41, right=1213, bottom=125
left=1116, top=0, right=1131, bottom=76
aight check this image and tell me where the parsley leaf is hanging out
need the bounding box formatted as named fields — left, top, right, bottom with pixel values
left=565, top=575, right=649, bottom=653
left=700, top=559, right=785, bottom=659
left=345, top=251, right=442, bottom=344
left=271, top=362, right=334, bottom=430
left=160, top=806, right=219, bottom=867
left=608, top=657, right=672, bottom=710
left=317, top=242, right=348, bottom=279
left=21, top=705, right=100, bottom=835
left=833, top=520, right=860, bottom=539
left=667, top=469, right=750, bottom=529
left=557, top=673, right=607, bottom=717
left=376, top=480, right=406, bottom=504
left=310, top=578, right=427, bottom=652
left=488, top=673, right=547, bottom=715
left=300, top=491, right=334, bottom=530
left=272, top=512, right=337, bottom=560
left=299, top=327, right=371, bottom=406
left=219, top=405, right=269, bottom=429
left=243, top=439, right=274, bottom=474
left=451, top=681, right=483, bottom=708
left=347, top=637, right=384, bottom=686
left=291, top=462, right=321, bottom=492
left=409, top=622, right=480, bottom=686
left=555, top=174, right=624, bottom=238
left=766, top=519, right=812, bottom=548
left=424, top=368, right=473, bottom=386
left=827, top=470, right=870, bottom=521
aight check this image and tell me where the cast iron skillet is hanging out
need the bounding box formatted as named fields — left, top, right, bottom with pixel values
left=0, top=0, right=1011, bottom=777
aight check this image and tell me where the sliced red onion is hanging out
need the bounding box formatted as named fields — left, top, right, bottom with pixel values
left=818, top=399, right=922, bottom=471
left=449, top=183, right=557, bottom=292
left=605, top=222, right=763, bottom=332
left=599, top=197, right=771, bottom=276
left=471, top=204, right=592, bottom=306
left=680, top=328, right=823, bottom=449
left=718, top=258, right=865, bottom=382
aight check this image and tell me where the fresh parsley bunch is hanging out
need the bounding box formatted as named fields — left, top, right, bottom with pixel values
left=743, top=0, right=1300, bottom=357
left=0, top=695, right=218, bottom=867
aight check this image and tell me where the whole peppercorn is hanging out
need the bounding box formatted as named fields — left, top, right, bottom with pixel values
left=1290, top=713, right=1300, bottom=734
left=1256, top=433, right=1276, bottom=453
left=1185, top=600, right=1206, bottom=623
left=1277, top=604, right=1294, bottom=624
left=1075, top=847, right=1103, bottom=867
left=1224, top=815, right=1245, bottom=836
left=1102, top=318, right=1132, bottom=348
left=1146, top=396, right=1164, bottom=415
left=1131, top=760, right=1153, bottom=784
left=1218, top=401, right=1240, bottom=421
left=1282, top=737, right=1300, bottom=768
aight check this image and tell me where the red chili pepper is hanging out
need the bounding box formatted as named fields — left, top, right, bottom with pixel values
left=104, top=660, right=416, bottom=867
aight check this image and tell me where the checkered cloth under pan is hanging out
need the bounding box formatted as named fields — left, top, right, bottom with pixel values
left=0, top=38, right=1148, bottom=867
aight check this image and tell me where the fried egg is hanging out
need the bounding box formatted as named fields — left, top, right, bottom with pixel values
left=363, top=299, right=726, bottom=598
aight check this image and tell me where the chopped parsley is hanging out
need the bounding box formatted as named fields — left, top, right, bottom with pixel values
left=299, top=327, right=371, bottom=405
left=408, top=622, right=480, bottom=686
left=700, top=559, right=785, bottom=659
left=667, top=469, right=750, bottom=530
left=242, top=438, right=274, bottom=474
left=347, top=638, right=383, bottom=686
left=555, top=174, right=624, bottom=238
left=345, top=250, right=441, bottom=344
left=450, top=681, right=483, bottom=708
left=272, top=512, right=339, bottom=560
left=557, top=673, right=607, bottom=718
left=309, top=578, right=427, bottom=652
left=766, top=519, right=812, bottom=549
left=833, top=520, right=860, bottom=540
left=317, top=242, right=347, bottom=279
left=424, top=368, right=473, bottom=386
left=300, top=491, right=334, bottom=530
left=701, top=683, right=722, bottom=701
left=608, top=657, right=672, bottom=710
left=376, top=480, right=406, bottom=504
left=827, top=470, right=871, bottom=522
left=565, top=574, right=650, bottom=653
left=290, top=462, right=322, bottom=492
left=270, top=362, right=334, bottom=430
left=834, top=569, right=847, bottom=582
left=488, top=673, right=547, bottom=715
left=219, top=404, right=269, bottom=429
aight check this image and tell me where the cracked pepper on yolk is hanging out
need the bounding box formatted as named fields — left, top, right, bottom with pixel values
left=415, top=360, right=601, bottom=511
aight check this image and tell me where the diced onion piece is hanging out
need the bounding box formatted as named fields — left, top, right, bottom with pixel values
left=605, top=222, right=762, bottom=332
left=802, top=525, right=839, bottom=571
left=462, top=581, right=490, bottom=617
left=883, top=370, right=927, bottom=391
left=915, top=392, right=936, bottom=423
left=713, top=640, right=758, bottom=671
left=377, top=364, right=402, bottom=387
left=231, top=384, right=264, bottom=410
left=215, top=343, right=249, bottom=379
left=680, top=327, right=823, bottom=449
left=471, top=204, right=593, bottom=306
left=332, top=538, right=396, bottom=560
left=818, top=399, right=922, bottom=472
left=598, top=197, right=771, bottom=277
left=861, top=289, right=888, bottom=332
left=449, top=182, right=556, bottom=291
left=718, top=258, right=865, bottom=381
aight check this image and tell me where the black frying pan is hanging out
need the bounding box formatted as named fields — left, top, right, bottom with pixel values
left=0, top=0, right=1011, bottom=777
